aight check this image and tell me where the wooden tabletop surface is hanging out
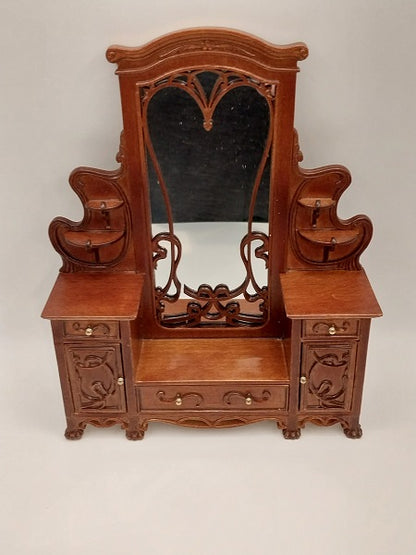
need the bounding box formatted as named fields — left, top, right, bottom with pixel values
left=41, top=272, right=145, bottom=320
left=280, top=270, right=382, bottom=318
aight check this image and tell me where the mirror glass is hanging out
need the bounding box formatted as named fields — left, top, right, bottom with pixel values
left=144, top=71, right=272, bottom=326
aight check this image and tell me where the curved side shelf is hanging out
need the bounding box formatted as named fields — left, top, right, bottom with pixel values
left=85, top=199, right=124, bottom=211
left=49, top=148, right=132, bottom=271
left=288, top=142, right=373, bottom=270
left=298, top=229, right=360, bottom=247
left=64, top=230, right=125, bottom=248
left=297, top=229, right=360, bottom=263
left=297, top=198, right=335, bottom=209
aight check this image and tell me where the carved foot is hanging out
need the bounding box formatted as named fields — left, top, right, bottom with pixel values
left=282, top=428, right=301, bottom=440
left=126, top=428, right=145, bottom=440
left=65, top=427, right=84, bottom=440
left=343, top=424, right=363, bottom=439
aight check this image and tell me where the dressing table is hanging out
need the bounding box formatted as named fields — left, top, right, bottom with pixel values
left=42, top=28, right=381, bottom=440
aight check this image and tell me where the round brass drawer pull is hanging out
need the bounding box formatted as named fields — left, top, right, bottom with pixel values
left=300, top=376, right=307, bottom=385
left=328, top=325, right=336, bottom=335
left=175, top=396, right=182, bottom=406
left=85, top=326, right=93, bottom=336
left=245, top=396, right=252, bottom=406
left=117, top=377, right=124, bottom=386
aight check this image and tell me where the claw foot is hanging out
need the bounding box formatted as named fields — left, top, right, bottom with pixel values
left=126, top=428, right=145, bottom=440
left=65, top=428, right=84, bottom=440
left=343, top=424, right=363, bottom=439
left=283, top=428, right=301, bottom=439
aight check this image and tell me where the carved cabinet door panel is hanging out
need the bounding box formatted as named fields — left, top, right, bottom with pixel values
left=65, top=345, right=126, bottom=413
left=300, top=342, right=357, bottom=412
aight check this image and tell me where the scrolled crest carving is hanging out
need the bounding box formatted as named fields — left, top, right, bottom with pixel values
left=106, top=29, right=308, bottom=74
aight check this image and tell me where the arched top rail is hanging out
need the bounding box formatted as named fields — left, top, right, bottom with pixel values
left=106, top=28, right=308, bottom=79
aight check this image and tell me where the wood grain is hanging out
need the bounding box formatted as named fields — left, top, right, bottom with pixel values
left=136, top=338, right=289, bottom=382
left=280, top=270, right=382, bottom=318
left=42, top=272, right=144, bottom=320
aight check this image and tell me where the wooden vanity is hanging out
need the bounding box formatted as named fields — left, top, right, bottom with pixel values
left=42, top=28, right=381, bottom=440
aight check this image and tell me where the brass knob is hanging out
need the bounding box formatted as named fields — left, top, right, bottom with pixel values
left=328, top=325, right=336, bottom=335
left=117, top=377, right=124, bottom=386
left=175, top=396, right=182, bottom=406
left=85, top=326, right=93, bottom=336
left=245, top=395, right=252, bottom=406
left=300, top=376, right=307, bottom=385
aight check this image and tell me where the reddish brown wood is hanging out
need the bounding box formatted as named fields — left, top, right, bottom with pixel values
left=42, top=28, right=381, bottom=440
left=136, top=338, right=289, bottom=382
left=280, top=270, right=382, bottom=318
left=42, top=273, right=144, bottom=320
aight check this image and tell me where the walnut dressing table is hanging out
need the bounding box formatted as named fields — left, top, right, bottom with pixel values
left=42, top=29, right=381, bottom=440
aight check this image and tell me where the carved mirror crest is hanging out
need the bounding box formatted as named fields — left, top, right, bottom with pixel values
left=139, top=69, right=276, bottom=327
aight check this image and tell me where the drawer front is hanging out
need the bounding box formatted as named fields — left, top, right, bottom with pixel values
left=138, top=385, right=289, bottom=411
left=63, top=320, right=119, bottom=340
left=302, top=319, right=359, bottom=338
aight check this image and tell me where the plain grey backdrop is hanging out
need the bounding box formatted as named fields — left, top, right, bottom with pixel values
left=1, top=1, right=415, bottom=554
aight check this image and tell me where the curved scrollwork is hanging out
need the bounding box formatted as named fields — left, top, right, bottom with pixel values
left=157, top=231, right=269, bottom=327
left=142, top=69, right=274, bottom=328
left=289, top=131, right=373, bottom=270
left=311, top=321, right=350, bottom=335
left=156, top=391, right=203, bottom=407
left=49, top=134, right=131, bottom=272
left=223, top=390, right=271, bottom=406
left=152, top=232, right=182, bottom=313
left=308, top=351, right=350, bottom=409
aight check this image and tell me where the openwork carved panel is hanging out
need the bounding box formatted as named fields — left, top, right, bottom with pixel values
left=140, top=69, right=275, bottom=327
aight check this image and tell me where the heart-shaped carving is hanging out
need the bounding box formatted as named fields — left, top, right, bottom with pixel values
left=145, top=71, right=271, bottom=223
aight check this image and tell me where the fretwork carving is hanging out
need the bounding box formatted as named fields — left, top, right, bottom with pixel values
left=141, top=68, right=273, bottom=328
left=153, top=231, right=269, bottom=327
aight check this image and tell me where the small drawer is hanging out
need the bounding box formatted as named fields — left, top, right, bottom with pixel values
left=138, top=384, right=289, bottom=411
left=63, top=320, right=119, bottom=340
left=302, top=319, right=359, bottom=338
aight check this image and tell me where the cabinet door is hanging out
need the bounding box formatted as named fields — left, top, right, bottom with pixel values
left=65, top=344, right=126, bottom=412
left=300, top=342, right=357, bottom=412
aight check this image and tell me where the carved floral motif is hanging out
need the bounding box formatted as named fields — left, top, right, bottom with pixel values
left=67, top=347, right=126, bottom=412
left=307, top=350, right=350, bottom=409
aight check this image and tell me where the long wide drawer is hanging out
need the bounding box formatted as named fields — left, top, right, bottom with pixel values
left=137, top=384, right=289, bottom=411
